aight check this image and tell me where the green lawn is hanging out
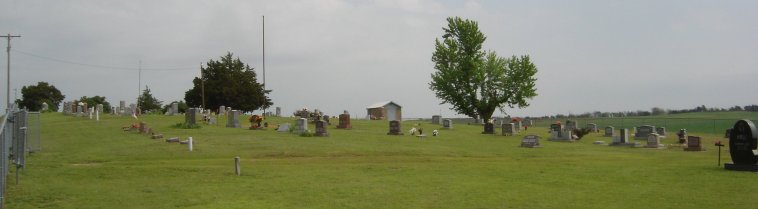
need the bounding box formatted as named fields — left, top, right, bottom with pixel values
left=6, top=112, right=758, bottom=209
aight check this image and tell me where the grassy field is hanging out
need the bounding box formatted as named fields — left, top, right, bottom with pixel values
left=6, top=112, right=758, bottom=209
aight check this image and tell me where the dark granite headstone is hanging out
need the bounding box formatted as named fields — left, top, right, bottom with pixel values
left=482, top=122, right=494, bottom=134
left=550, top=124, right=562, bottom=132
left=725, top=120, right=758, bottom=171
left=387, top=120, right=403, bottom=135
left=635, top=125, right=655, bottom=139
left=315, top=120, right=329, bottom=137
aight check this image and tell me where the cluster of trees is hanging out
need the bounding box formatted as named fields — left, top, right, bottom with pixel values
left=17, top=52, right=272, bottom=114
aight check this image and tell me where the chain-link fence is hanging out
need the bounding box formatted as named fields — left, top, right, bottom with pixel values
left=530, top=117, right=753, bottom=135
left=0, top=107, right=39, bottom=209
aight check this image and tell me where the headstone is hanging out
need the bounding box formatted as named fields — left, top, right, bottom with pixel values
left=119, top=100, right=126, bottom=114
left=322, top=115, right=330, bottom=125
left=277, top=123, right=291, bottom=132
left=387, top=120, right=403, bottom=135
left=139, top=122, right=147, bottom=134
left=336, top=113, right=352, bottom=129
left=96, top=104, right=104, bottom=113
left=431, top=115, right=441, bottom=124
left=294, top=118, right=309, bottom=134
left=111, top=107, right=116, bottom=115
left=275, top=107, right=281, bottom=117
left=515, top=120, right=523, bottom=131
left=520, top=135, right=541, bottom=148
left=565, top=120, right=578, bottom=130
left=656, top=127, right=666, bottom=137
left=724, top=120, right=758, bottom=171
left=501, top=123, right=515, bottom=136
left=645, top=133, right=664, bottom=148
left=634, top=125, right=655, bottom=139
left=586, top=123, right=598, bottom=132
left=219, top=105, right=226, bottom=115
left=677, top=129, right=687, bottom=144
left=315, top=120, right=329, bottom=136
left=611, top=128, right=635, bottom=146
left=185, top=108, right=197, bottom=125
left=208, top=117, right=217, bottom=125
left=170, top=102, right=178, bottom=115
left=41, top=102, right=49, bottom=111
left=604, top=126, right=614, bottom=137
left=684, top=136, right=705, bottom=151
left=550, top=123, right=562, bottom=132
left=76, top=105, right=83, bottom=114
left=226, top=110, right=241, bottom=128
left=482, top=123, right=494, bottom=134
left=442, top=119, right=452, bottom=129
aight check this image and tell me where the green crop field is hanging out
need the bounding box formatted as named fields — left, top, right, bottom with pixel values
left=530, top=111, right=758, bottom=135
left=5, top=112, right=758, bottom=209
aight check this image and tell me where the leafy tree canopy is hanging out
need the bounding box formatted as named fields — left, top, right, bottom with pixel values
left=16, top=81, right=65, bottom=112
left=78, top=96, right=112, bottom=113
left=430, top=17, right=538, bottom=122
left=138, top=86, right=163, bottom=113
left=184, top=52, right=272, bottom=112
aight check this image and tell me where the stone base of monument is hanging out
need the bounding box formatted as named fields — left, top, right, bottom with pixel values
left=724, top=163, right=758, bottom=172
left=683, top=146, right=706, bottom=151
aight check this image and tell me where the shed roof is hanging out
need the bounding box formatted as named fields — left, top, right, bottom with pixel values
left=366, top=101, right=402, bottom=109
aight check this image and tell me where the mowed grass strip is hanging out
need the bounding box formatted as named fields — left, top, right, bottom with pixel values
left=6, top=113, right=758, bottom=209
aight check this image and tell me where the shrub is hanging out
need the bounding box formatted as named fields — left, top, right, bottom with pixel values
left=573, top=128, right=591, bottom=140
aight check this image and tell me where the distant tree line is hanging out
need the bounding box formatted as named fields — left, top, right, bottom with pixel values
left=527, top=104, right=758, bottom=119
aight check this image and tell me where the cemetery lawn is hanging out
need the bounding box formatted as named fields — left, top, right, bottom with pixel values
left=7, top=113, right=758, bottom=209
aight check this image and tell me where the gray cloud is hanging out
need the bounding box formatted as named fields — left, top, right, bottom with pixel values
left=1, top=0, right=756, bottom=118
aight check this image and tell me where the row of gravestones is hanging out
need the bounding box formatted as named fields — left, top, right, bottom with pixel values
left=275, top=112, right=353, bottom=136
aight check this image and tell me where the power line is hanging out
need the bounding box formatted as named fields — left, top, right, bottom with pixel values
left=11, top=49, right=197, bottom=71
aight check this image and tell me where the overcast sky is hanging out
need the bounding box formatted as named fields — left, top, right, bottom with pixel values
left=1, top=0, right=757, bottom=118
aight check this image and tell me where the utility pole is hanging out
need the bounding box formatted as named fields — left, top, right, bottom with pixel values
left=201, top=62, right=205, bottom=110
left=137, top=60, right=142, bottom=109
left=262, top=16, right=266, bottom=115
left=2, top=34, right=21, bottom=112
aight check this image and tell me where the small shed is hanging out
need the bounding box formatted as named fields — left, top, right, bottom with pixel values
left=366, top=101, right=402, bottom=121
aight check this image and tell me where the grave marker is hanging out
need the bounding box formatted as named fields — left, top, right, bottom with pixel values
left=294, top=118, right=309, bottom=134
left=387, top=120, right=403, bottom=135
left=315, top=120, right=329, bottom=136
left=186, top=108, right=197, bottom=125
left=442, top=119, right=453, bottom=129
left=482, top=123, right=494, bottom=134
left=604, top=126, right=614, bottom=137
left=634, top=125, right=656, bottom=139
left=684, top=136, right=705, bottom=151
left=277, top=123, right=291, bottom=132
left=226, top=110, right=241, bottom=128
left=656, top=127, right=666, bottom=137
left=501, top=123, right=515, bottom=136
left=336, top=113, right=352, bottom=129
left=431, top=115, right=441, bottom=124
left=521, top=135, right=541, bottom=148
left=586, top=123, right=597, bottom=132
left=645, top=133, right=664, bottom=148
left=724, top=120, right=758, bottom=171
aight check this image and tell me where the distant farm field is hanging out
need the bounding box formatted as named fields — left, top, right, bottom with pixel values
left=6, top=112, right=758, bottom=209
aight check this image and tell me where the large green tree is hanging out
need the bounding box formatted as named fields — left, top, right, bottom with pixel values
left=78, top=96, right=112, bottom=113
left=137, top=86, right=163, bottom=113
left=16, top=81, right=65, bottom=112
left=184, top=52, right=272, bottom=112
left=430, top=17, right=538, bottom=123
